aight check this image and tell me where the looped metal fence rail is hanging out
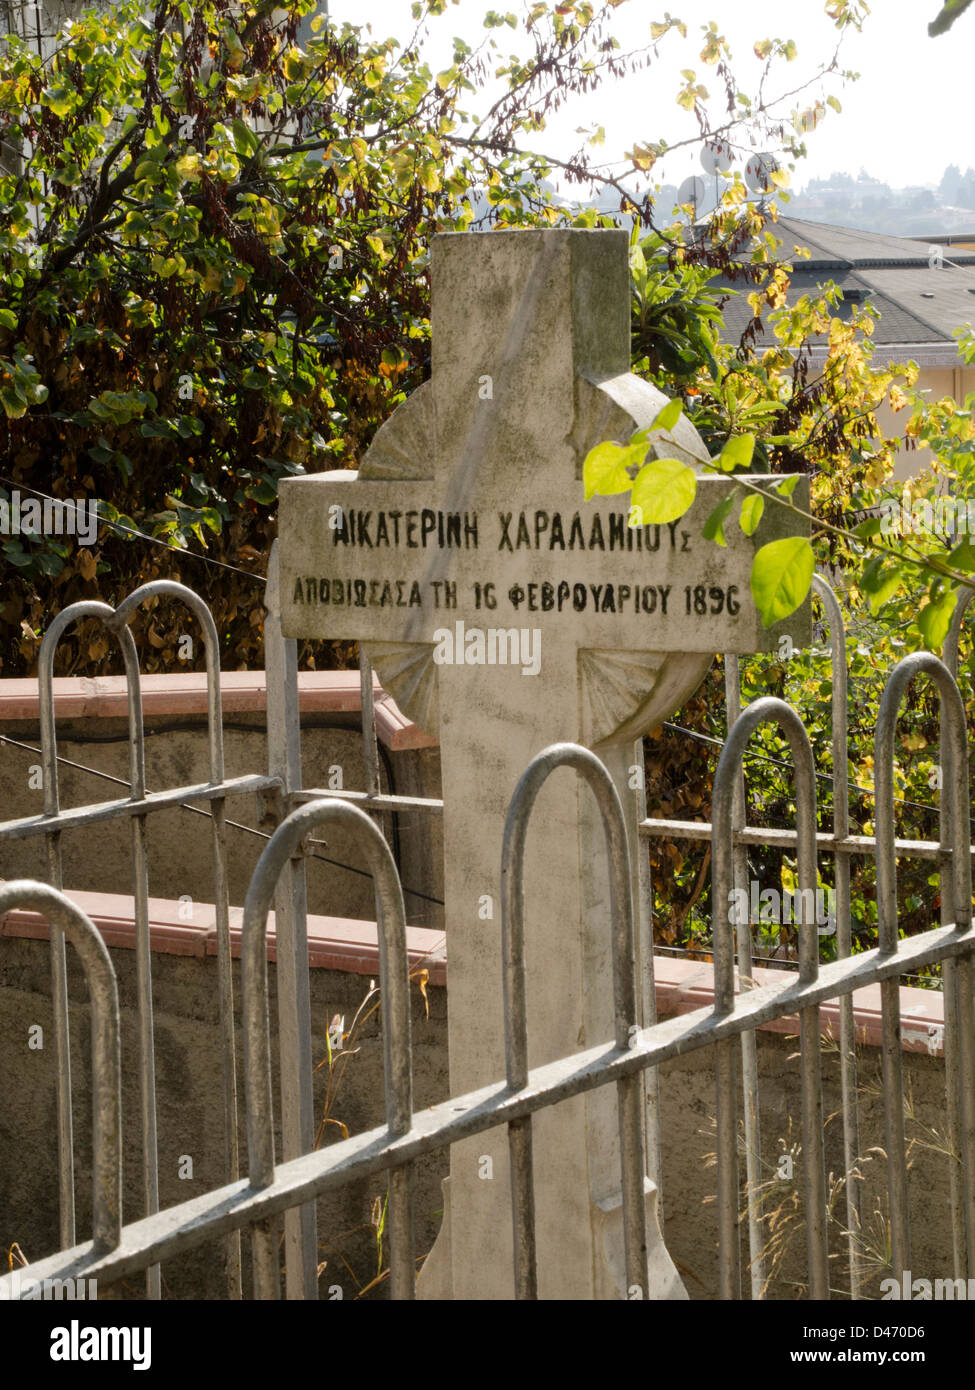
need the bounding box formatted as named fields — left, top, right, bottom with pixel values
left=501, top=743, right=649, bottom=1299
left=712, top=697, right=827, bottom=1299
left=5, top=580, right=281, bottom=1298
left=0, top=882, right=121, bottom=1256
left=2, top=569, right=975, bottom=1299
left=240, top=798, right=415, bottom=1299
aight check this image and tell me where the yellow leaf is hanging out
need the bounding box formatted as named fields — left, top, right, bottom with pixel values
left=175, top=153, right=202, bottom=181
left=282, top=47, right=306, bottom=81
left=626, top=144, right=657, bottom=172
left=419, top=160, right=441, bottom=192
left=414, top=967, right=430, bottom=1019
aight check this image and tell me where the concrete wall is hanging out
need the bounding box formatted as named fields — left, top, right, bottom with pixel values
left=658, top=1031, right=954, bottom=1300
left=0, top=933, right=449, bottom=1300
left=0, top=929, right=957, bottom=1300
left=0, top=713, right=444, bottom=932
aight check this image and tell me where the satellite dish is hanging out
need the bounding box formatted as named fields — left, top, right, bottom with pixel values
left=744, top=154, right=778, bottom=194
left=677, top=175, right=706, bottom=211
left=700, top=140, right=732, bottom=176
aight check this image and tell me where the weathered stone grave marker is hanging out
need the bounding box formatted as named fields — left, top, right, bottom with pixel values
left=279, top=228, right=810, bottom=1299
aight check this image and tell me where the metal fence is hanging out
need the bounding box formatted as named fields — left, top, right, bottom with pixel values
left=1, top=564, right=974, bottom=1299
left=642, top=576, right=975, bottom=1297
left=0, top=580, right=283, bottom=1298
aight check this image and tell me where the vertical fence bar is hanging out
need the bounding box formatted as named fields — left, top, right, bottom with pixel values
left=37, top=640, right=74, bottom=1251
left=940, top=624, right=975, bottom=1274
left=243, top=799, right=415, bottom=1299
left=875, top=659, right=919, bottom=1279
left=359, top=648, right=395, bottom=975
left=264, top=542, right=319, bottom=1298
left=112, top=636, right=161, bottom=1301
left=624, top=739, right=664, bottom=1227
left=0, top=883, right=122, bottom=1255
left=711, top=724, right=740, bottom=1300
left=793, top=734, right=829, bottom=1302
left=714, top=698, right=827, bottom=1297
left=38, top=604, right=152, bottom=1274
left=194, top=601, right=243, bottom=1300
left=501, top=750, right=537, bottom=1300
left=114, top=582, right=243, bottom=1297
left=359, top=650, right=381, bottom=803
left=724, top=654, right=764, bottom=1298
left=44, top=827, right=73, bottom=1243
left=356, top=651, right=419, bottom=1291
left=501, top=744, right=650, bottom=1300
left=874, top=652, right=972, bottom=1280
left=208, top=797, right=243, bottom=1298
left=811, top=576, right=861, bottom=1296
left=941, top=589, right=974, bottom=1280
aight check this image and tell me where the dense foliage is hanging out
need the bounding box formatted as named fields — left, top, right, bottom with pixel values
left=628, top=224, right=975, bottom=967
left=4, top=0, right=970, bottom=961
left=0, top=0, right=860, bottom=672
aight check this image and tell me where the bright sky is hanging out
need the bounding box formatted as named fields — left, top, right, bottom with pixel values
left=327, top=1, right=969, bottom=193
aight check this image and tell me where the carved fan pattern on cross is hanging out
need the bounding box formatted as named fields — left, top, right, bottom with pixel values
left=358, top=380, right=441, bottom=736
left=358, top=372, right=713, bottom=746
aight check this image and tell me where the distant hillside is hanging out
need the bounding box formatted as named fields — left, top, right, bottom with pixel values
left=787, top=166, right=975, bottom=238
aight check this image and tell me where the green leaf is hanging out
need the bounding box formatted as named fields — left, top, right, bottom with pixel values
left=861, top=553, right=905, bottom=614
left=947, top=539, right=975, bottom=572
left=630, top=458, right=697, bottom=525
left=852, top=516, right=882, bottom=540
left=583, top=441, right=645, bottom=500
left=739, top=493, right=765, bottom=537
left=37, top=550, right=65, bottom=577
left=750, top=536, right=814, bottom=627
left=0, top=387, right=28, bottom=418
left=419, top=160, right=440, bottom=192
left=774, top=475, right=802, bottom=498
left=0, top=309, right=17, bottom=331
left=646, top=398, right=682, bottom=434
left=44, top=85, right=74, bottom=117
left=245, top=479, right=277, bottom=504
left=231, top=118, right=259, bottom=155
left=717, top=434, right=755, bottom=472
left=918, top=586, right=958, bottom=650
left=702, top=493, right=735, bottom=547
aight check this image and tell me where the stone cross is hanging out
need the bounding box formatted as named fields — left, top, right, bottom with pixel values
left=278, top=228, right=809, bottom=1299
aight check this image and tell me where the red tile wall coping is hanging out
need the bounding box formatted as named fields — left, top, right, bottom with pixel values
left=654, top=956, right=945, bottom=1057
left=0, top=888, right=945, bottom=1053
left=0, top=672, right=438, bottom=752
left=0, top=888, right=446, bottom=988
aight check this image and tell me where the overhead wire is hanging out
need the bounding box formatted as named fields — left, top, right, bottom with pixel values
left=0, top=731, right=444, bottom=909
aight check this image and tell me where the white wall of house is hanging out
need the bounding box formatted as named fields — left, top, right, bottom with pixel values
left=878, top=363, right=975, bottom=482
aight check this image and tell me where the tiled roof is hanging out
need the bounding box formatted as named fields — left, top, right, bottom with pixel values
left=765, top=216, right=975, bottom=269
left=710, top=217, right=975, bottom=354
